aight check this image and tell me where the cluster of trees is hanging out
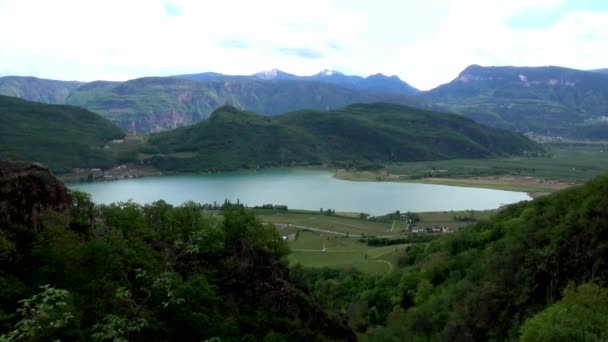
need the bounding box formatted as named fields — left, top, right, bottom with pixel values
left=252, top=204, right=288, bottom=211
left=453, top=209, right=477, bottom=222
left=362, top=235, right=436, bottom=247
left=0, top=192, right=352, bottom=341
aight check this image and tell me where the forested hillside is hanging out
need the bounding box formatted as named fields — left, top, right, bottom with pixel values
left=0, top=95, right=125, bottom=173
left=143, top=103, right=543, bottom=172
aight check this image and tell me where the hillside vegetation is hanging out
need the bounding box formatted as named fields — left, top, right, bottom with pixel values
left=65, top=77, right=429, bottom=133
left=143, top=103, right=542, bottom=172
left=0, top=95, right=125, bottom=173
left=291, top=174, right=608, bottom=340
left=426, top=65, right=608, bottom=138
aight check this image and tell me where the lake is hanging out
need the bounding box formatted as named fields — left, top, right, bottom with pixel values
left=68, top=169, right=530, bottom=215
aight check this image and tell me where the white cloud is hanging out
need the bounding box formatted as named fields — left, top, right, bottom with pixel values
left=0, top=0, right=606, bottom=90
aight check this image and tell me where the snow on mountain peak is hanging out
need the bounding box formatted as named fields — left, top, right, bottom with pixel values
left=254, top=69, right=280, bottom=80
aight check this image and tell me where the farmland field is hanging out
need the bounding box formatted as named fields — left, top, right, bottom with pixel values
left=257, top=209, right=488, bottom=274
left=334, top=143, right=608, bottom=193
left=286, top=231, right=407, bottom=274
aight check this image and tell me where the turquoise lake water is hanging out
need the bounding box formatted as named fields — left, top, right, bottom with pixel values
left=68, top=169, right=530, bottom=215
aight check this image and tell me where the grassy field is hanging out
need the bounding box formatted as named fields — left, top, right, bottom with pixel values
left=334, top=143, right=608, bottom=193
left=257, top=210, right=407, bottom=237
left=257, top=209, right=489, bottom=274
left=286, top=231, right=407, bottom=274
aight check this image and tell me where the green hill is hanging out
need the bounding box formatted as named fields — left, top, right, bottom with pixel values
left=143, top=103, right=542, bottom=171
left=0, top=76, right=83, bottom=104
left=426, top=65, right=608, bottom=138
left=65, top=77, right=430, bottom=133
left=0, top=95, right=125, bottom=173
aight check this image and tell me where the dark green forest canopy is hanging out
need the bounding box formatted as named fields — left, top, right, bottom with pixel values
left=0, top=195, right=354, bottom=341
left=144, top=103, right=543, bottom=171
left=0, top=95, right=125, bottom=173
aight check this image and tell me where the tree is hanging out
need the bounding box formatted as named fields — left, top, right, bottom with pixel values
left=520, top=282, right=608, bottom=342
left=0, top=285, right=74, bottom=342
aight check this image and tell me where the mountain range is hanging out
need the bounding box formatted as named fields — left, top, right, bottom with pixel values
left=64, top=76, right=429, bottom=133
left=174, top=68, right=420, bottom=95
left=142, top=103, right=542, bottom=172
left=426, top=65, right=608, bottom=136
left=1, top=65, right=608, bottom=138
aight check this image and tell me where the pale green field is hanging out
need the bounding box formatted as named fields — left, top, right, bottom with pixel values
left=258, top=209, right=493, bottom=274
left=333, top=143, right=608, bottom=192
left=287, top=231, right=408, bottom=275
left=258, top=211, right=408, bottom=237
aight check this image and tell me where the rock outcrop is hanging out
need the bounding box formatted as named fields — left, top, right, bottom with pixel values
left=0, top=160, right=71, bottom=229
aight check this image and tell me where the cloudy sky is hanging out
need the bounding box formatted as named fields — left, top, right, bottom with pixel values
left=0, top=0, right=607, bottom=90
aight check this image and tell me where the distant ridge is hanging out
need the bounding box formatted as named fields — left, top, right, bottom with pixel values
left=65, top=76, right=429, bottom=133
left=142, top=103, right=542, bottom=172
left=173, top=69, right=420, bottom=95
left=0, top=76, right=83, bottom=104
left=425, top=65, right=608, bottom=138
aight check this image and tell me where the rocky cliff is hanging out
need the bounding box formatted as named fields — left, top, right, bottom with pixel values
left=0, top=161, right=71, bottom=230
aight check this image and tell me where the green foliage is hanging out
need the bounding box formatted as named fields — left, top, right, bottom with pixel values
left=223, top=208, right=290, bottom=258
left=520, top=282, right=608, bottom=342
left=0, top=197, right=338, bottom=341
left=0, top=285, right=74, bottom=342
left=91, top=314, right=146, bottom=342
left=144, top=103, right=541, bottom=172
left=0, top=95, right=124, bottom=173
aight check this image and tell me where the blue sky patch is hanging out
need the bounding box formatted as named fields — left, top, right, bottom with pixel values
left=505, top=0, right=608, bottom=29
left=279, top=48, right=323, bottom=59
left=162, top=0, right=182, bottom=16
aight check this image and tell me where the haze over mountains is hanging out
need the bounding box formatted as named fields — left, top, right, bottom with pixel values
left=1, top=65, right=608, bottom=138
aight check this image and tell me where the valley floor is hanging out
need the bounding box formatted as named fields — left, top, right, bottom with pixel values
left=256, top=209, right=493, bottom=275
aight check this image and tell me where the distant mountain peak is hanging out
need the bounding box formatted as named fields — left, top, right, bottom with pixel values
left=316, top=69, right=342, bottom=77
left=252, top=69, right=297, bottom=80
left=366, top=73, right=395, bottom=80
left=253, top=69, right=281, bottom=80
